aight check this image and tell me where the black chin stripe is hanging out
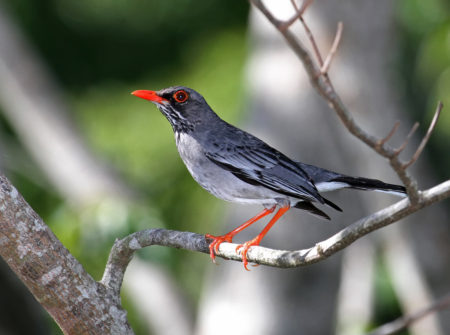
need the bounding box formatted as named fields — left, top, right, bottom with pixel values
left=158, top=106, right=193, bottom=133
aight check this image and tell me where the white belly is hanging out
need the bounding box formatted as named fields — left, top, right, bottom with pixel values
left=175, top=132, right=289, bottom=206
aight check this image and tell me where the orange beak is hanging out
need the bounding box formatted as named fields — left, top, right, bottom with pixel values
left=131, top=90, right=168, bottom=104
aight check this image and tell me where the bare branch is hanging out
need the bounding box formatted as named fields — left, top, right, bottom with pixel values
left=289, top=0, right=324, bottom=66
left=102, top=180, right=450, bottom=277
left=366, top=292, right=450, bottom=335
left=300, top=18, right=323, bottom=66
left=249, top=0, right=444, bottom=202
left=403, top=101, right=443, bottom=169
left=1, top=152, right=449, bottom=332
left=320, top=21, right=343, bottom=75
left=101, top=230, right=209, bottom=296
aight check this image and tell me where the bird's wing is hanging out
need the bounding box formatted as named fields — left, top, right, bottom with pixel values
left=205, top=140, right=324, bottom=204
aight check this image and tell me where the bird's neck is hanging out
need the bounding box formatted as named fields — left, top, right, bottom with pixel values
left=169, top=120, right=194, bottom=134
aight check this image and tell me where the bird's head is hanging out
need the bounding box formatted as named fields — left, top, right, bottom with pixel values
left=132, top=86, right=218, bottom=133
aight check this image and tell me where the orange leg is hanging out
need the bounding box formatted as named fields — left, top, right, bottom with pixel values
left=236, top=205, right=290, bottom=270
left=205, top=206, right=276, bottom=263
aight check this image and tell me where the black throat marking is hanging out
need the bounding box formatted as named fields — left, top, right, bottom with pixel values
left=158, top=104, right=194, bottom=134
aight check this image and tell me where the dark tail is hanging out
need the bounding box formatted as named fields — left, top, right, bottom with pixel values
left=294, top=201, right=331, bottom=220
left=294, top=162, right=406, bottom=220
left=298, top=162, right=406, bottom=197
left=294, top=176, right=405, bottom=220
left=331, top=175, right=406, bottom=196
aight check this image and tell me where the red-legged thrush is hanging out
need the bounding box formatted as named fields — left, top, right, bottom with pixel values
left=132, top=86, right=406, bottom=270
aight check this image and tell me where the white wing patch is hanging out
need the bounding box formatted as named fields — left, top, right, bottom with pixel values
left=315, top=181, right=349, bottom=192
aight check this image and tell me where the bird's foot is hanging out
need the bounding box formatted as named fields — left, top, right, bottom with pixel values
left=236, top=237, right=262, bottom=271
left=205, top=233, right=233, bottom=263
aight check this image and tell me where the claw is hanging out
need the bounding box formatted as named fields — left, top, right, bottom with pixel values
left=204, top=206, right=287, bottom=270
left=205, top=233, right=233, bottom=263
left=236, top=238, right=261, bottom=271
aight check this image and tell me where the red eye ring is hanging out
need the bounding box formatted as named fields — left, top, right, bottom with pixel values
left=173, top=90, right=189, bottom=103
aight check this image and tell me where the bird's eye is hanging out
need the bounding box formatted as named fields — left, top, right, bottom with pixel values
left=173, top=90, right=189, bottom=103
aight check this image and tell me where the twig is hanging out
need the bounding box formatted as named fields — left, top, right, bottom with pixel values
left=393, top=122, right=419, bottom=155
left=279, top=0, right=313, bottom=31
left=376, top=121, right=400, bottom=150
left=366, top=292, right=450, bottom=335
left=403, top=101, right=443, bottom=169
left=290, top=0, right=323, bottom=66
left=320, top=21, right=343, bottom=75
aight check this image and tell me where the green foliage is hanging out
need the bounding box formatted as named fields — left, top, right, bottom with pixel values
left=73, top=29, right=246, bottom=192
left=396, top=0, right=448, bottom=36
left=5, top=0, right=249, bottom=88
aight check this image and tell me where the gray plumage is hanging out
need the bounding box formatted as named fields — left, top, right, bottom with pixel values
left=135, top=86, right=406, bottom=220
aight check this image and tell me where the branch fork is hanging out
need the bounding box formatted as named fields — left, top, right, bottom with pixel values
left=250, top=0, right=445, bottom=204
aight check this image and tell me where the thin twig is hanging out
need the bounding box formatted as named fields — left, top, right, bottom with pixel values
left=366, top=292, right=450, bottom=335
left=290, top=0, right=323, bottom=66
left=279, top=0, right=313, bottom=31
left=376, top=121, right=400, bottom=150
left=320, top=21, right=343, bottom=75
left=393, top=122, right=419, bottom=156
left=298, top=0, right=314, bottom=14
left=403, top=101, right=443, bottom=169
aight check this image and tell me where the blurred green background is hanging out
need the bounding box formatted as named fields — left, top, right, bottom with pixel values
left=395, top=0, right=450, bottom=179
left=0, top=0, right=449, bottom=334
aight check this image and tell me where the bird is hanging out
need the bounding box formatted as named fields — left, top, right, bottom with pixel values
left=132, top=86, right=406, bottom=270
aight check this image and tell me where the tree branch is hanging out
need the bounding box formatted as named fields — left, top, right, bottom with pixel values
left=101, top=230, right=209, bottom=296
left=249, top=0, right=444, bottom=205
left=0, top=174, right=133, bottom=334
left=376, top=121, right=401, bottom=149
left=320, top=21, right=343, bottom=75
left=402, top=101, right=443, bottom=169
left=101, top=180, right=450, bottom=287
left=278, top=0, right=313, bottom=31
left=290, top=0, right=323, bottom=67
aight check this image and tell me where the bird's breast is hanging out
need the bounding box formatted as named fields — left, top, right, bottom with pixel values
left=175, top=132, right=225, bottom=192
left=175, top=132, right=209, bottom=175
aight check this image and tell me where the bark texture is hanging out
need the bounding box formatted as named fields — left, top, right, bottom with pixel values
left=0, top=174, right=133, bottom=335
